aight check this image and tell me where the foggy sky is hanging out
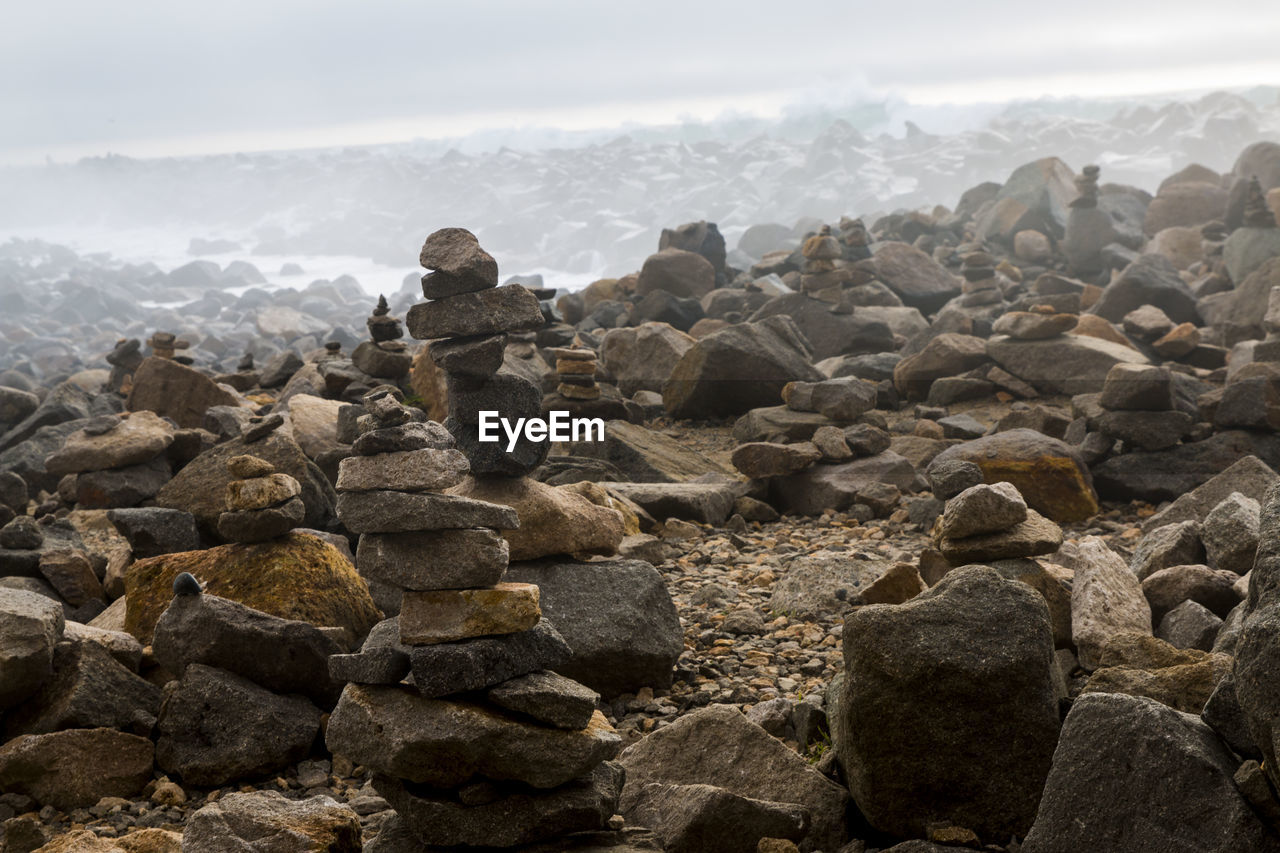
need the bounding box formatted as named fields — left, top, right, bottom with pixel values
left=3, top=0, right=1279, bottom=163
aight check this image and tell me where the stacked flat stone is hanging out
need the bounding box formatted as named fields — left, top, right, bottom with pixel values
left=1064, top=164, right=1119, bottom=277
left=407, top=227, right=548, bottom=476
left=327, top=389, right=623, bottom=848
left=105, top=338, right=144, bottom=393
left=798, top=225, right=848, bottom=303
left=553, top=345, right=600, bottom=401
left=959, top=251, right=1003, bottom=307
left=1096, top=363, right=1192, bottom=452
left=216, top=455, right=304, bottom=543
left=352, top=295, right=412, bottom=380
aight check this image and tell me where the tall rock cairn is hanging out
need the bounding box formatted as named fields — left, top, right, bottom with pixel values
left=351, top=295, right=413, bottom=381
left=325, top=231, right=625, bottom=848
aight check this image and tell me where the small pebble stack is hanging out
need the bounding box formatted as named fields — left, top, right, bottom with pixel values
left=1096, top=362, right=1193, bottom=452
left=552, top=344, right=600, bottom=401
left=146, top=331, right=190, bottom=362
left=933, top=480, right=1063, bottom=565
left=215, top=455, right=304, bottom=543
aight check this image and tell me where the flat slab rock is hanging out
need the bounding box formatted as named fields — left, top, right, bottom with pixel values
left=336, top=490, right=519, bottom=533
left=399, top=583, right=541, bottom=645
left=408, top=617, right=572, bottom=698
left=487, top=670, right=601, bottom=730
left=355, top=528, right=509, bottom=591
left=335, top=448, right=470, bottom=493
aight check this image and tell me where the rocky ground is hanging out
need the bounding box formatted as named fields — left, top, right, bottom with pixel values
left=4, top=138, right=1280, bottom=851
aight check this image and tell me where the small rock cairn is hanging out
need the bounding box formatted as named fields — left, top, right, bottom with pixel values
left=553, top=344, right=600, bottom=401
left=351, top=295, right=413, bottom=380
left=216, top=455, right=303, bottom=543
left=324, top=228, right=624, bottom=848
left=799, top=224, right=846, bottom=304
left=1244, top=176, right=1278, bottom=229
left=146, top=331, right=190, bottom=363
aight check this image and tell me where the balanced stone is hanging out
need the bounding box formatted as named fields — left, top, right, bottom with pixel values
left=227, top=455, right=275, bottom=479
left=216, top=496, right=305, bottom=543
left=406, top=285, right=544, bottom=340
left=487, top=670, right=601, bottom=730
left=407, top=618, right=571, bottom=698
left=419, top=228, right=499, bottom=291
left=367, top=295, right=404, bottom=342
left=356, top=529, right=509, bottom=590
left=225, top=473, right=302, bottom=511
left=939, top=482, right=1028, bottom=540
left=336, top=491, right=519, bottom=533
left=325, top=683, right=621, bottom=789
left=429, top=334, right=507, bottom=379
left=353, top=421, right=455, bottom=456
left=399, top=583, right=541, bottom=645
left=937, top=509, right=1064, bottom=563
left=336, top=448, right=470, bottom=493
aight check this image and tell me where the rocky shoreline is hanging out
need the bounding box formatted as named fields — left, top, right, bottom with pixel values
left=1, top=140, right=1280, bottom=851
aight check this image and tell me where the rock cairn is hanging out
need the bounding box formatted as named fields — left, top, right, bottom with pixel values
left=1244, top=176, right=1278, bottom=228
left=352, top=295, right=412, bottom=380
left=326, top=231, right=625, bottom=848
left=799, top=225, right=846, bottom=304
left=552, top=344, right=600, bottom=401
left=215, top=455, right=304, bottom=543
left=959, top=250, right=1003, bottom=307
left=1064, top=163, right=1119, bottom=277
left=1069, top=164, right=1100, bottom=208
left=933, top=481, right=1063, bottom=564
left=1096, top=363, right=1192, bottom=452
left=105, top=338, right=144, bottom=393
left=146, top=331, right=190, bottom=363
left=838, top=216, right=872, bottom=261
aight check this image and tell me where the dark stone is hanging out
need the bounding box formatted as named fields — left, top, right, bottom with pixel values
left=106, top=508, right=200, bottom=558
left=407, top=619, right=571, bottom=698
left=328, top=617, right=410, bottom=685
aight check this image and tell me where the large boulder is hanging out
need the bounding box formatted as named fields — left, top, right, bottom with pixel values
left=1087, top=255, right=1200, bottom=325
left=1143, top=455, right=1278, bottom=533
left=154, top=428, right=336, bottom=535
left=124, top=532, right=381, bottom=643
left=617, top=705, right=850, bottom=852
left=930, top=430, right=1098, bottom=522
left=1021, top=693, right=1280, bottom=852
left=126, top=357, right=241, bottom=429
left=572, top=420, right=732, bottom=483
left=636, top=248, right=716, bottom=300
left=768, top=452, right=916, bottom=516
left=1234, top=481, right=1280, bottom=793
left=892, top=334, right=988, bottom=400
left=503, top=559, right=681, bottom=697
left=662, top=317, right=823, bottom=419
left=0, top=728, right=153, bottom=809
left=1143, top=180, right=1229, bottom=235
left=43, top=411, right=174, bottom=476
left=833, top=567, right=1059, bottom=841
left=0, top=588, right=65, bottom=710
left=748, top=292, right=897, bottom=360
left=601, top=323, right=696, bottom=397
left=986, top=333, right=1147, bottom=396
left=870, top=242, right=963, bottom=313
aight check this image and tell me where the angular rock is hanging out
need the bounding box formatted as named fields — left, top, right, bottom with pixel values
left=1143, top=455, right=1278, bottom=533
left=216, top=495, right=305, bottom=542
left=0, top=728, right=153, bottom=810
left=224, top=473, right=301, bottom=511
left=0, top=588, right=64, bottom=710
left=487, top=670, right=600, bottom=730
left=126, top=358, right=240, bottom=429
left=336, top=489, right=518, bottom=533
left=939, top=482, right=1027, bottom=540
left=44, top=411, right=174, bottom=476
left=408, top=618, right=571, bottom=698
left=1020, top=693, right=1279, bottom=853
left=768, top=452, right=915, bottom=516
left=1202, top=492, right=1261, bottom=574
left=336, top=448, right=469, bottom=493
left=155, top=664, right=323, bottom=786
left=406, top=285, right=544, bottom=339
left=937, top=509, right=1062, bottom=564
left=834, top=567, right=1059, bottom=841
left=731, top=442, right=821, bottom=479
left=1071, top=536, right=1153, bottom=669
left=105, top=508, right=199, bottom=559
left=326, top=683, right=620, bottom=789
left=1130, top=521, right=1205, bottom=579
left=1157, top=600, right=1222, bottom=651
left=449, top=475, right=624, bottom=559
left=504, top=559, right=682, bottom=697
left=768, top=552, right=892, bottom=620
left=328, top=616, right=409, bottom=685
left=626, top=782, right=808, bottom=853
left=152, top=592, right=342, bottom=705
left=986, top=333, right=1147, bottom=396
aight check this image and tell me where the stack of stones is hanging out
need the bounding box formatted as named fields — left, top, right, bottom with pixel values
left=215, top=455, right=304, bottom=543
left=215, top=350, right=259, bottom=392
left=838, top=216, right=873, bottom=261
left=1069, top=164, right=1101, bottom=210
left=991, top=303, right=1079, bottom=341
left=326, top=389, right=625, bottom=848
left=1065, top=163, right=1119, bottom=277
left=352, top=295, right=413, bottom=381
left=1096, top=363, right=1192, bottom=452
left=552, top=344, right=599, bottom=402
left=958, top=250, right=1004, bottom=308
left=105, top=339, right=144, bottom=393
left=799, top=225, right=847, bottom=304
left=44, top=411, right=175, bottom=510
left=147, top=331, right=190, bottom=363
left=406, top=227, right=549, bottom=476
left=933, top=480, right=1063, bottom=565
left=1243, top=176, right=1277, bottom=228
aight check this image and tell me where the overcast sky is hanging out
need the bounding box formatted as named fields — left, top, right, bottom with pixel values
left=3, top=1, right=1279, bottom=163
